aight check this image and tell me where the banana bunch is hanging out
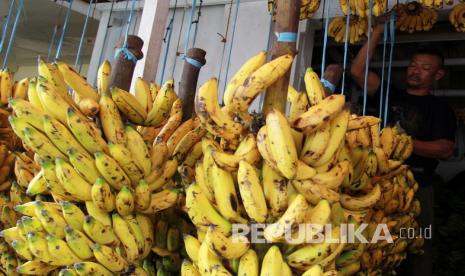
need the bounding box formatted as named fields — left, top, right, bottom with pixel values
left=0, top=68, right=29, bottom=107
left=328, top=16, right=368, bottom=44
left=340, top=0, right=387, bottom=17
left=267, top=0, right=321, bottom=20
left=395, top=2, right=438, bottom=33
left=419, top=0, right=454, bottom=8
left=449, top=3, right=465, bottom=32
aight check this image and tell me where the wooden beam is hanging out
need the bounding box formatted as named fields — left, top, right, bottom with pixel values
left=131, top=0, right=169, bottom=88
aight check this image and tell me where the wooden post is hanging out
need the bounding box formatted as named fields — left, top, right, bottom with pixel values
left=178, top=48, right=207, bottom=122
left=109, top=35, right=144, bottom=91
left=262, top=0, right=301, bottom=115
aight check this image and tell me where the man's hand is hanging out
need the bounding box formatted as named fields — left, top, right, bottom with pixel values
left=372, top=11, right=396, bottom=34
left=413, top=139, right=455, bottom=160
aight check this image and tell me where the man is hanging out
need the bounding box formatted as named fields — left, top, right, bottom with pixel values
left=321, top=64, right=343, bottom=96
left=350, top=19, right=456, bottom=276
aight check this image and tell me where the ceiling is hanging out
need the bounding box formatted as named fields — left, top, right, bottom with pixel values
left=0, top=0, right=99, bottom=71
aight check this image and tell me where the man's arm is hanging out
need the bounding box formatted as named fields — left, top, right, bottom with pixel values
left=350, top=24, right=385, bottom=96
left=413, top=139, right=455, bottom=160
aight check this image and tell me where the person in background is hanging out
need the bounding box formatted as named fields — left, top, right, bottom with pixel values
left=321, top=64, right=343, bottom=96
left=350, top=18, right=456, bottom=276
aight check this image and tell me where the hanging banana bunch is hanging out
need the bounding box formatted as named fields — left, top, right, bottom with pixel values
left=395, top=2, right=438, bottom=33
left=419, top=0, right=454, bottom=9
left=449, top=3, right=465, bottom=32
left=340, top=0, right=387, bottom=17
left=268, top=0, right=321, bottom=20
left=328, top=16, right=369, bottom=44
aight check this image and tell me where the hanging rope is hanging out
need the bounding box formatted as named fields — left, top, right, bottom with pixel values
left=2, top=0, right=24, bottom=69
left=118, top=0, right=131, bottom=40
left=362, top=0, right=373, bottom=115
left=46, top=1, right=65, bottom=62
left=160, top=0, right=179, bottom=84
left=170, top=5, right=186, bottom=79
left=114, top=0, right=138, bottom=63
left=217, top=0, right=234, bottom=82
left=341, top=0, right=351, bottom=95
left=75, top=0, right=94, bottom=71
left=222, top=0, right=241, bottom=94
left=0, top=0, right=15, bottom=55
left=383, top=11, right=396, bottom=128
left=97, top=0, right=116, bottom=72
left=320, top=0, right=330, bottom=76
left=191, top=0, right=204, bottom=47
left=183, top=0, right=198, bottom=59
left=378, top=12, right=389, bottom=121
left=55, top=0, right=74, bottom=61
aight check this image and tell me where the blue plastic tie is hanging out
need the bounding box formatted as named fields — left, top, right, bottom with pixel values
left=321, top=78, right=336, bottom=93
left=117, top=0, right=138, bottom=63
left=114, top=47, right=138, bottom=64
left=2, top=0, right=24, bottom=69
left=341, top=0, right=351, bottom=95
left=183, top=56, right=203, bottom=69
left=384, top=11, right=396, bottom=128
left=321, top=0, right=330, bottom=76
left=276, top=32, right=297, bottom=42
left=362, top=0, right=373, bottom=116
left=55, top=0, right=74, bottom=61
left=0, top=0, right=15, bottom=55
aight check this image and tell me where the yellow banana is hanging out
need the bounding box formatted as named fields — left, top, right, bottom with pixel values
left=97, top=60, right=111, bottom=95
left=135, top=179, right=150, bottom=211
left=135, top=77, right=153, bottom=112
left=205, top=226, right=250, bottom=259
left=64, top=225, right=94, bottom=259
left=99, top=92, right=126, bottom=145
left=56, top=62, right=99, bottom=101
left=184, top=234, right=201, bottom=262
left=42, top=114, right=89, bottom=156
left=263, top=162, right=288, bottom=217
left=166, top=118, right=199, bottom=155
left=109, top=142, right=144, bottom=185
left=94, top=151, right=131, bottom=190
left=145, top=79, right=178, bottom=127
left=154, top=98, right=182, bottom=144
left=147, top=159, right=177, bottom=191
left=92, top=243, right=128, bottom=272
left=26, top=77, right=44, bottom=110
left=238, top=249, right=259, bottom=276
left=125, top=125, right=151, bottom=177
left=347, top=116, right=380, bottom=131
left=47, top=235, right=82, bottom=265
left=198, top=240, right=231, bottom=275
left=25, top=170, right=47, bottom=196
left=11, top=239, right=34, bottom=260
left=237, top=160, right=268, bottom=223
left=91, top=178, right=115, bottom=212
left=259, top=245, right=284, bottom=276
left=310, top=160, right=351, bottom=189
left=135, top=213, right=154, bottom=258
left=115, top=186, right=135, bottom=216
left=138, top=188, right=179, bottom=214
left=34, top=201, right=67, bottom=238
left=302, top=265, right=323, bottom=276
left=74, top=262, right=113, bottom=276
left=181, top=259, right=201, bottom=276
left=22, top=127, right=66, bottom=160
left=16, top=260, right=57, bottom=275
left=223, top=51, right=267, bottom=106
left=36, top=78, right=75, bottom=125
left=340, top=184, right=381, bottom=210
left=9, top=98, right=45, bottom=132
left=111, top=87, right=147, bottom=124
left=301, top=122, right=331, bottom=165
left=0, top=68, right=13, bottom=105
left=112, top=212, right=139, bottom=262
left=83, top=214, right=118, bottom=245
left=55, top=158, right=92, bottom=201
left=26, top=231, right=59, bottom=265
left=304, top=67, right=325, bottom=106
left=172, top=125, right=206, bottom=163
left=67, top=148, right=101, bottom=183
left=60, top=201, right=85, bottom=231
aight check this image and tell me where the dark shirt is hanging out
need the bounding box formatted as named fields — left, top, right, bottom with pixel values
left=368, top=86, right=456, bottom=178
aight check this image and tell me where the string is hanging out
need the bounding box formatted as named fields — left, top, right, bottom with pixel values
left=75, top=0, right=94, bottom=71
left=171, top=5, right=186, bottom=79
left=183, top=0, right=197, bottom=60
left=217, top=0, right=234, bottom=82
left=55, top=0, right=74, bottom=60
left=383, top=11, right=396, bottom=128
left=114, top=0, right=138, bottom=63
left=47, top=0, right=65, bottom=62
left=2, top=0, right=24, bottom=69
left=118, top=0, right=130, bottom=40
left=341, top=0, right=351, bottom=95
left=378, top=13, right=389, bottom=121
left=97, top=0, right=116, bottom=72
left=320, top=0, right=330, bottom=76
left=362, top=0, right=373, bottom=115
left=160, top=0, right=178, bottom=84
left=191, top=0, right=203, bottom=47
left=222, top=0, right=241, bottom=94
left=0, top=0, right=15, bottom=55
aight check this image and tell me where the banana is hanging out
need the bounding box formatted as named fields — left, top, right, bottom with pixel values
left=166, top=118, right=199, bottom=155
left=135, top=179, right=150, bottom=211
left=97, top=60, right=111, bottom=94
left=184, top=234, right=201, bottom=262
left=336, top=243, right=365, bottom=267
left=135, top=77, right=153, bottom=112
left=259, top=245, right=283, bottom=276
left=34, top=201, right=67, bottom=238
left=223, top=51, right=267, bottom=106
left=92, top=243, right=128, bottom=272
left=304, top=67, right=325, bottom=106
left=154, top=98, right=182, bottom=143
left=78, top=97, right=100, bottom=116
left=61, top=201, right=85, bottom=231
left=16, top=260, right=57, bottom=275
left=135, top=213, right=154, bottom=258
left=310, top=160, right=351, bottom=189
left=99, top=92, right=126, bottom=145
left=83, top=215, right=118, bottom=245
left=26, top=231, right=59, bottom=265
left=26, top=77, right=43, bottom=110
left=111, top=87, right=147, bottom=124
left=347, top=116, right=380, bottom=131
left=287, top=238, right=333, bottom=270
left=237, top=249, right=259, bottom=276
left=125, top=125, right=152, bottom=177
left=205, top=226, right=249, bottom=260
left=22, top=127, right=66, bottom=160
left=25, top=170, right=47, bottom=196
left=64, top=225, right=94, bottom=259
left=115, top=186, right=135, bottom=216
left=237, top=160, right=268, bottom=223
left=112, top=212, right=139, bottom=262
left=59, top=268, right=79, bottom=276
left=56, top=62, right=99, bottom=101
left=55, top=158, right=92, bottom=201
left=85, top=200, right=111, bottom=226
left=229, top=54, right=294, bottom=113
left=138, top=188, right=179, bottom=214
left=301, top=122, right=331, bottom=165
left=91, top=177, right=115, bottom=212
left=262, top=162, right=288, bottom=217
left=181, top=259, right=201, bottom=276
left=147, top=159, right=177, bottom=191
left=186, top=183, right=231, bottom=235
left=47, top=234, right=82, bottom=265
left=292, top=177, right=341, bottom=204
left=36, top=78, right=76, bottom=124
left=124, top=214, right=145, bottom=254
left=11, top=239, right=34, bottom=260
left=172, top=126, right=206, bottom=163
left=8, top=98, right=45, bottom=132
left=0, top=69, right=13, bottom=105
left=0, top=226, right=22, bottom=244
left=145, top=79, right=177, bottom=127
left=266, top=108, right=298, bottom=179
left=74, top=262, right=113, bottom=276
left=340, top=184, right=381, bottom=210
left=8, top=115, right=36, bottom=142
left=67, top=148, right=100, bottom=183
left=66, top=107, right=109, bottom=154
left=109, top=143, right=144, bottom=185
left=302, top=265, right=323, bottom=276
left=11, top=78, right=27, bottom=98
left=288, top=85, right=309, bottom=120
left=94, top=151, right=131, bottom=190
left=42, top=114, right=89, bottom=156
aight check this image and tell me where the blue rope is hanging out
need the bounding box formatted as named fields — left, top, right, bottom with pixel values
left=2, top=0, right=24, bottom=69
left=118, top=0, right=130, bottom=40
left=160, top=1, right=178, bottom=84
left=341, top=0, right=351, bottom=96
left=55, top=0, right=74, bottom=61
left=0, top=0, right=15, bottom=55
left=321, top=0, right=330, bottom=76
left=378, top=21, right=388, bottom=121
left=75, top=0, right=94, bottom=71
left=115, top=0, right=138, bottom=63
left=192, top=0, right=203, bottom=47
left=383, top=12, right=396, bottom=128
left=183, top=0, right=197, bottom=58
left=222, top=0, right=241, bottom=94
left=362, top=0, right=373, bottom=116
left=47, top=25, right=59, bottom=62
